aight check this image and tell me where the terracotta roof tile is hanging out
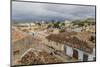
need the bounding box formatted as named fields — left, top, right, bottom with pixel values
left=46, top=32, right=94, bottom=53
left=18, top=48, right=61, bottom=65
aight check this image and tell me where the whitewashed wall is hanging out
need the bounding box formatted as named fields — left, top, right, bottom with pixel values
left=65, top=45, right=95, bottom=61
left=65, top=46, right=73, bottom=57
left=77, top=49, right=84, bottom=61
left=88, top=48, right=95, bottom=61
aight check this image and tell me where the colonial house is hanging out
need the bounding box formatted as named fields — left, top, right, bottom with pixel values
left=45, top=32, right=95, bottom=61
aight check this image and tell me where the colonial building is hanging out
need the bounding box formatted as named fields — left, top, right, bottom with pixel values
left=46, top=31, right=95, bottom=61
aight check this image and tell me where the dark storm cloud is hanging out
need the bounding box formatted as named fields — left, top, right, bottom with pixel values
left=12, top=1, right=95, bottom=21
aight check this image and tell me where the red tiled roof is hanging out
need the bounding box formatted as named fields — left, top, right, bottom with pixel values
left=18, top=48, right=61, bottom=65
left=12, top=28, right=27, bottom=42
left=46, top=32, right=94, bottom=53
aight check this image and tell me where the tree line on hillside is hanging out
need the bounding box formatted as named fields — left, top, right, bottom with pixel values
left=72, top=18, right=95, bottom=27
left=47, top=21, right=65, bottom=29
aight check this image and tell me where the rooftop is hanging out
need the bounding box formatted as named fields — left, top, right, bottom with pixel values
left=18, top=48, right=62, bottom=65
left=12, top=27, right=27, bottom=42
left=46, top=31, right=94, bottom=54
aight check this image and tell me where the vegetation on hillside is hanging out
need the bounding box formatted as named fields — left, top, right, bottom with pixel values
left=47, top=21, right=65, bottom=29
left=72, top=18, right=95, bottom=27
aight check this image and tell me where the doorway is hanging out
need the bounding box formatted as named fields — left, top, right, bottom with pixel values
left=83, top=54, right=88, bottom=61
left=73, top=49, right=78, bottom=59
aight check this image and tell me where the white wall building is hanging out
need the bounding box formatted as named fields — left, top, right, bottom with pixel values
left=64, top=45, right=95, bottom=61
left=46, top=32, right=95, bottom=62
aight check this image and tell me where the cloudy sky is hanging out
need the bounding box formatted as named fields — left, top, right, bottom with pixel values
left=12, top=1, right=95, bottom=21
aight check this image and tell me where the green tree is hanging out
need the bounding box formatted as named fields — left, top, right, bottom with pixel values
left=60, top=22, right=65, bottom=26
left=47, top=24, right=52, bottom=28
left=53, top=22, right=60, bottom=28
left=59, top=29, right=65, bottom=33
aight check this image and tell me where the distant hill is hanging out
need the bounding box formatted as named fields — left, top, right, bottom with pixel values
left=72, top=18, right=95, bottom=27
